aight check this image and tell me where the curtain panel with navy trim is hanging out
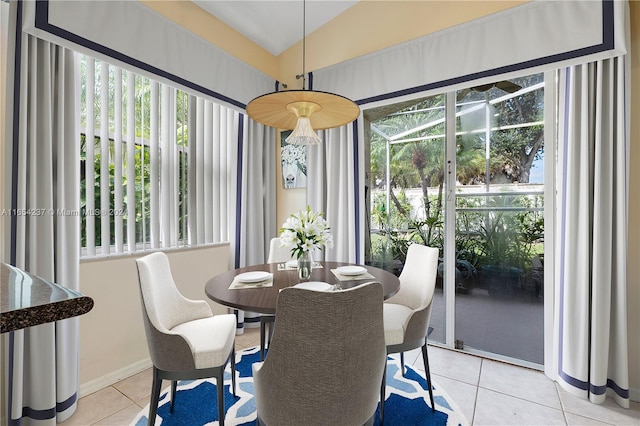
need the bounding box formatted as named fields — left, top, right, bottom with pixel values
left=7, top=30, right=81, bottom=425
left=554, top=56, right=630, bottom=408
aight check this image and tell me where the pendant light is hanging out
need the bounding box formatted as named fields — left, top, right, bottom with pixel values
left=246, top=0, right=360, bottom=145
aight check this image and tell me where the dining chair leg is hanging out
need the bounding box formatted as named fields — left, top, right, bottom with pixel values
left=216, top=367, right=225, bottom=426
left=380, top=358, right=387, bottom=425
left=260, top=315, right=275, bottom=361
left=259, top=316, right=271, bottom=361
left=421, top=342, right=435, bottom=411
left=148, top=368, right=162, bottom=426
left=231, top=347, right=237, bottom=396
left=400, top=352, right=405, bottom=377
left=170, top=380, right=177, bottom=412
left=268, top=318, right=274, bottom=343
left=260, top=318, right=266, bottom=361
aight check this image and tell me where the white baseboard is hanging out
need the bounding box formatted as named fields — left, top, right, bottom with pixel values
left=79, top=358, right=153, bottom=398
left=630, top=387, right=640, bottom=403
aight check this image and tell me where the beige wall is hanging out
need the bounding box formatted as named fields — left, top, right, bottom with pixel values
left=77, top=244, right=230, bottom=395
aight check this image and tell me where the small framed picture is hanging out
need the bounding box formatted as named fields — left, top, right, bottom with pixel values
left=280, top=130, right=307, bottom=189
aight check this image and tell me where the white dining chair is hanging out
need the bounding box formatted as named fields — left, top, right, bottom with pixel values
left=259, top=237, right=294, bottom=360
left=380, top=243, right=439, bottom=423
left=267, top=237, right=292, bottom=264
left=135, top=252, right=237, bottom=426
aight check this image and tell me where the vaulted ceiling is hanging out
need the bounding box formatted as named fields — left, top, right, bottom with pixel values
left=192, top=1, right=359, bottom=56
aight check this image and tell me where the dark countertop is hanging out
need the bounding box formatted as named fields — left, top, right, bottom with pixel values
left=1, top=263, right=94, bottom=333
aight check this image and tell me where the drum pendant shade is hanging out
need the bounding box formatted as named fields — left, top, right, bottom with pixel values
left=246, top=90, right=360, bottom=131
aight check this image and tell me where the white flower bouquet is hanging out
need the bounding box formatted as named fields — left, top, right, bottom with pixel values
left=279, top=206, right=334, bottom=259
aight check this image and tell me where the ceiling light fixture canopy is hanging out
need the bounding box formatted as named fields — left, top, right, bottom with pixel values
left=245, top=0, right=359, bottom=145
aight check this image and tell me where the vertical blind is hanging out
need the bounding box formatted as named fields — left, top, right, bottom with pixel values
left=81, top=55, right=237, bottom=257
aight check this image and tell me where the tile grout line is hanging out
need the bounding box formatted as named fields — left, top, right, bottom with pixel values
left=555, top=382, right=570, bottom=425
left=87, top=386, right=136, bottom=426
left=473, top=358, right=571, bottom=425
left=470, top=358, right=482, bottom=425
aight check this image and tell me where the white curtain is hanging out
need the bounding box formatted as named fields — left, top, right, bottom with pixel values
left=7, top=35, right=80, bottom=424
left=307, top=120, right=364, bottom=263
left=232, top=116, right=277, bottom=332
left=188, top=97, right=239, bottom=247
left=554, top=56, right=630, bottom=407
left=235, top=117, right=277, bottom=266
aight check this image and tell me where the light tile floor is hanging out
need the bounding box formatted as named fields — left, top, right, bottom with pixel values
left=71, top=328, right=640, bottom=425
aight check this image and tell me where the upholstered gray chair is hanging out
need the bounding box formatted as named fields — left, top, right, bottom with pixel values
left=380, top=243, right=439, bottom=423
left=136, top=252, right=237, bottom=426
left=253, top=282, right=386, bottom=426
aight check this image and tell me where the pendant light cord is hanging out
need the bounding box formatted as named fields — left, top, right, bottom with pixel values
left=302, top=0, right=306, bottom=90
left=295, top=0, right=308, bottom=89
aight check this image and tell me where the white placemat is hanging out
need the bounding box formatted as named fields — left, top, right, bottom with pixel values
left=331, top=269, right=376, bottom=281
left=293, top=282, right=334, bottom=291
left=228, top=276, right=273, bottom=289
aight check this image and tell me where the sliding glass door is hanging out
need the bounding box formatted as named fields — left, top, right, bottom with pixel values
left=365, top=73, right=546, bottom=366
left=453, top=74, right=545, bottom=364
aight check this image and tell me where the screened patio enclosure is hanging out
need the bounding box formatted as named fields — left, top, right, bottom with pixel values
left=365, top=73, right=545, bottom=366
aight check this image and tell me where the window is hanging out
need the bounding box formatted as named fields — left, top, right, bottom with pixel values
left=80, top=55, right=236, bottom=257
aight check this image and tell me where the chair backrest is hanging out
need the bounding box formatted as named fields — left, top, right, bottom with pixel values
left=136, top=252, right=198, bottom=332
left=254, top=282, right=385, bottom=425
left=267, top=237, right=293, bottom=263
left=136, top=251, right=206, bottom=370
left=388, top=243, right=439, bottom=311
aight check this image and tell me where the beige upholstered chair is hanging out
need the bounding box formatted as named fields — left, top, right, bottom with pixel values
left=253, top=282, right=386, bottom=426
left=381, top=243, right=439, bottom=422
left=136, top=252, right=237, bottom=426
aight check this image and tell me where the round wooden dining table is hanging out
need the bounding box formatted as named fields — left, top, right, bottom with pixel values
left=205, top=261, right=400, bottom=315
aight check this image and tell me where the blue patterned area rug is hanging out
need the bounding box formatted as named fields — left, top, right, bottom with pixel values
left=132, top=346, right=468, bottom=426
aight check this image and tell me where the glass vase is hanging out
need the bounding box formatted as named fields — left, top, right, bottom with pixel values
left=297, top=251, right=313, bottom=281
